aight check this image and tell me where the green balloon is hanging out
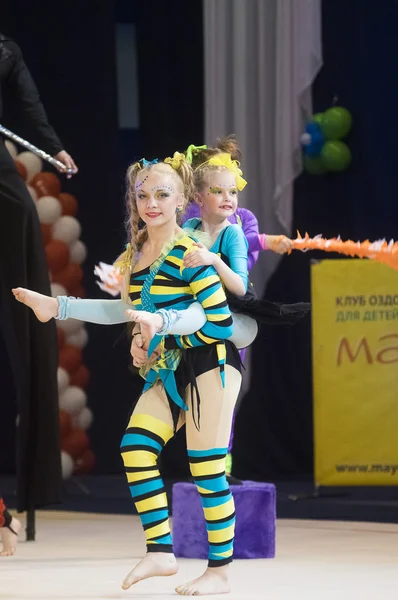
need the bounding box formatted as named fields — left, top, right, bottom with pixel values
left=312, top=113, right=324, bottom=126
left=321, top=107, right=352, bottom=140
left=321, top=140, right=351, bottom=171
left=303, top=155, right=327, bottom=175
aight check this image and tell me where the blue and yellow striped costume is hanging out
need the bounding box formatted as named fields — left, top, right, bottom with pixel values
left=129, top=232, right=233, bottom=411
left=120, top=231, right=241, bottom=567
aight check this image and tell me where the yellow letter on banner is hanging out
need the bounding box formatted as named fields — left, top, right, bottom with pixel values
left=312, top=259, right=398, bottom=486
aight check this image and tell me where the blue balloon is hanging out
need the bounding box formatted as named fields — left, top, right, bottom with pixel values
left=306, top=122, right=322, bottom=135
left=304, top=121, right=325, bottom=157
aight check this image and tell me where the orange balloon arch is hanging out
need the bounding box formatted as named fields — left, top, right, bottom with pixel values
left=10, top=144, right=95, bottom=479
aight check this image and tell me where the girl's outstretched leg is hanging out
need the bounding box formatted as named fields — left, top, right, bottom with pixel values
left=12, top=287, right=58, bottom=322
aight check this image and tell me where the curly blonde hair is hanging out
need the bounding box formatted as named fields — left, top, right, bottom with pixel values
left=189, top=134, right=242, bottom=192
left=125, top=159, right=193, bottom=255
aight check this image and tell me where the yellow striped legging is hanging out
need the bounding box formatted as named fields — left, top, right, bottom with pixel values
left=120, top=364, right=241, bottom=567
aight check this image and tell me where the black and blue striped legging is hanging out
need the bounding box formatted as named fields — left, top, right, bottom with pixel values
left=120, top=364, right=241, bottom=567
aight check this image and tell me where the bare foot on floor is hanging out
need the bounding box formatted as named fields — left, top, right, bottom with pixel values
left=12, top=288, right=59, bottom=322
left=176, top=566, right=230, bottom=596
left=126, top=309, right=163, bottom=342
left=122, top=552, right=178, bottom=590
left=0, top=517, right=21, bottom=556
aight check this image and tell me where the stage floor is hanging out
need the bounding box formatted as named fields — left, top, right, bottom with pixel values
left=1, top=511, right=398, bottom=599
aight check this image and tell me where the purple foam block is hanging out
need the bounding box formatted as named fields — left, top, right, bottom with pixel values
left=172, top=481, right=276, bottom=559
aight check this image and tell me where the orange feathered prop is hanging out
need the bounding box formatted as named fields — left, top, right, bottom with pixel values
left=292, top=232, right=398, bottom=270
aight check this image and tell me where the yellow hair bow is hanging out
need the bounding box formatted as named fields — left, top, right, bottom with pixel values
left=197, top=153, right=247, bottom=191
left=185, top=143, right=207, bottom=164
left=164, top=151, right=186, bottom=170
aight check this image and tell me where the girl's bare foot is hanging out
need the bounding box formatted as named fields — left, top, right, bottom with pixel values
left=0, top=517, right=21, bottom=557
left=122, top=552, right=178, bottom=590
left=12, top=288, right=58, bottom=322
left=176, top=566, right=230, bottom=596
left=126, top=309, right=163, bottom=342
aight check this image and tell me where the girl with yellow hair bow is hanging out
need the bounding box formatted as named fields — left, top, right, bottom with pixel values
left=184, top=135, right=293, bottom=265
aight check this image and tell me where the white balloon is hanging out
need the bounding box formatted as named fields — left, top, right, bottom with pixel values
left=51, top=283, right=67, bottom=298
left=57, top=367, right=70, bottom=394
left=73, top=407, right=93, bottom=431
left=17, top=151, right=43, bottom=182
left=5, top=140, right=17, bottom=159
left=26, top=184, right=38, bottom=201
left=61, top=451, right=74, bottom=480
left=69, top=240, right=87, bottom=265
left=52, top=216, right=82, bottom=245
left=36, top=195, right=62, bottom=225
left=66, top=327, right=88, bottom=349
left=59, top=386, right=87, bottom=416
left=57, top=318, right=83, bottom=335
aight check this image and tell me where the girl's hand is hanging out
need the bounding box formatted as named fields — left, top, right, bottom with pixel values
left=130, top=334, right=147, bottom=367
left=130, top=333, right=160, bottom=367
left=266, top=235, right=293, bottom=254
left=183, top=243, right=215, bottom=269
left=126, top=309, right=163, bottom=342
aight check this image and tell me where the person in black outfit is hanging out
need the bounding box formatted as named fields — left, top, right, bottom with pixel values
left=0, top=32, right=78, bottom=556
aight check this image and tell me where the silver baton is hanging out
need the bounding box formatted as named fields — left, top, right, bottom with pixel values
left=0, top=123, right=74, bottom=174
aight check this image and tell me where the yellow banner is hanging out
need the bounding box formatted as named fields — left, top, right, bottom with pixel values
left=312, top=259, right=398, bottom=486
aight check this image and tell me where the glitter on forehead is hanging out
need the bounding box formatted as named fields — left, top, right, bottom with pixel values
left=151, top=185, right=174, bottom=192
left=135, top=174, right=149, bottom=190
left=209, top=184, right=238, bottom=189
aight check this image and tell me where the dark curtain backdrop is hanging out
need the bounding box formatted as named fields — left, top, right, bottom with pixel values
left=233, top=0, right=398, bottom=480
left=134, top=1, right=204, bottom=478
left=134, top=2, right=204, bottom=159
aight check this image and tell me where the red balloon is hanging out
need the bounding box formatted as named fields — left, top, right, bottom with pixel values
left=70, top=365, right=90, bottom=390
left=58, top=192, right=78, bottom=217
left=59, top=345, right=82, bottom=373
left=57, top=327, right=66, bottom=349
left=15, top=160, right=27, bottom=180
left=62, top=428, right=89, bottom=459
left=31, top=171, right=62, bottom=198
left=74, top=448, right=95, bottom=474
left=59, top=410, right=72, bottom=439
left=53, top=264, right=83, bottom=292
left=45, top=240, right=70, bottom=274
left=41, top=223, right=52, bottom=246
